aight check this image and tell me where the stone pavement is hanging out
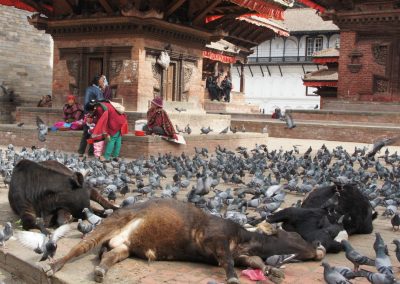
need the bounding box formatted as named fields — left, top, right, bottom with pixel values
left=0, top=137, right=400, bottom=284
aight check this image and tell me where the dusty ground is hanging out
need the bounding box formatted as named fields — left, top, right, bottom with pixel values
left=1, top=137, right=400, bottom=284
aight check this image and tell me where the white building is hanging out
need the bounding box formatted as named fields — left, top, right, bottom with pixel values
left=231, top=8, right=339, bottom=114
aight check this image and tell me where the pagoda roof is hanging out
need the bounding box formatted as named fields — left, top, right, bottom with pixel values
left=303, top=67, right=338, bottom=87
left=1, top=0, right=293, bottom=50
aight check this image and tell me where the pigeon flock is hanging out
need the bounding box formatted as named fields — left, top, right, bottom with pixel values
left=1, top=137, right=400, bottom=282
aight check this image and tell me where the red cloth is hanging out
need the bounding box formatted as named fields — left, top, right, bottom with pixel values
left=203, top=51, right=236, bottom=64
left=147, top=107, right=176, bottom=138
left=241, top=269, right=267, bottom=281
left=63, top=103, right=83, bottom=122
left=91, top=102, right=128, bottom=140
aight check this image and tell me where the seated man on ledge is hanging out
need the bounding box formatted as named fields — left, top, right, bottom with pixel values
left=144, top=96, right=177, bottom=140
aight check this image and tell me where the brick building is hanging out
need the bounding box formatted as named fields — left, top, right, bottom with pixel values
left=298, top=0, right=400, bottom=109
left=0, top=5, right=53, bottom=122
left=1, top=0, right=294, bottom=113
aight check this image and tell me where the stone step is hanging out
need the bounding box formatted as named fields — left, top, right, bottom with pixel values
left=163, top=101, right=206, bottom=114
left=204, top=100, right=260, bottom=114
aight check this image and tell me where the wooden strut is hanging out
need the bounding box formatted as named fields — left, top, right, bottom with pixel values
left=192, top=0, right=223, bottom=25
left=165, top=0, right=187, bottom=17
left=99, top=0, right=114, bottom=14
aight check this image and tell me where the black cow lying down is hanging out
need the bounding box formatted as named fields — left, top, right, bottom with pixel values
left=268, top=184, right=377, bottom=253
left=8, top=160, right=117, bottom=232
left=47, top=199, right=325, bottom=283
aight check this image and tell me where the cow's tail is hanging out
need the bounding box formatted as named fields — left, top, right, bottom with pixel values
left=90, top=188, right=119, bottom=210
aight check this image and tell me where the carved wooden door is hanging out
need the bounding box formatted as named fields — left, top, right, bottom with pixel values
left=166, top=63, right=176, bottom=101
left=88, top=58, right=103, bottom=86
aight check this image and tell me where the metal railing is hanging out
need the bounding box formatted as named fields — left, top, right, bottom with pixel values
left=247, top=56, right=313, bottom=63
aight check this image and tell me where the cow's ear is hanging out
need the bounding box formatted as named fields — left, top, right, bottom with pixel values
left=70, top=172, right=84, bottom=189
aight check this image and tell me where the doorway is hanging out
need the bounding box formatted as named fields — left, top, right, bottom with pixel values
left=88, top=57, right=103, bottom=86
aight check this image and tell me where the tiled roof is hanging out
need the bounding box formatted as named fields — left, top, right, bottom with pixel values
left=282, top=8, right=339, bottom=32
left=303, top=68, right=338, bottom=81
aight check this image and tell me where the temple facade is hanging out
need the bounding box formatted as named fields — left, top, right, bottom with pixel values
left=2, top=0, right=293, bottom=112
left=299, top=0, right=400, bottom=107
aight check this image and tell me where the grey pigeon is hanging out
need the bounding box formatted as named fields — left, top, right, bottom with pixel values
left=175, top=107, right=186, bottom=113
left=36, top=116, right=48, bottom=142
left=82, top=208, right=102, bottom=226
left=200, top=126, right=213, bottom=134
left=391, top=213, right=400, bottom=231
left=121, top=196, right=137, bottom=208
left=333, top=266, right=357, bottom=280
left=77, top=219, right=93, bottom=237
left=322, top=262, right=352, bottom=284
left=374, top=233, right=393, bottom=276
left=355, top=269, right=397, bottom=284
left=0, top=222, right=13, bottom=246
left=184, top=124, right=192, bottom=134
left=16, top=224, right=71, bottom=261
left=265, top=254, right=297, bottom=268
left=368, top=137, right=400, bottom=158
left=342, top=240, right=375, bottom=271
left=219, top=127, right=229, bottom=134
left=392, top=239, right=400, bottom=265
left=284, top=113, right=296, bottom=129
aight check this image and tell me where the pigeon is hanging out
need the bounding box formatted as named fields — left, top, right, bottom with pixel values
left=332, top=266, right=357, bottom=280
left=314, top=104, right=319, bottom=109
left=120, top=185, right=129, bottom=196
left=322, top=262, right=352, bottom=284
left=200, top=126, right=213, bottom=134
left=175, top=107, right=186, bottom=113
left=15, top=224, right=71, bottom=261
left=121, top=196, right=137, bottom=208
left=184, top=124, right=192, bottom=135
left=341, top=240, right=375, bottom=271
left=355, top=269, right=397, bottom=284
left=368, top=137, right=400, bottom=158
left=77, top=219, right=93, bottom=237
left=230, top=126, right=237, bottom=133
left=36, top=116, right=48, bottom=142
left=240, top=124, right=246, bottom=132
left=17, top=122, right=24, bottom=127
left=374, top=233, right=393, bottom=276
left=0, top=222, right=13, bottom=247
left=284, top=113, right=296, bottom=129
left=391, top=213, right=400, bottom=231
left=107, top=190, right=117, bottom=203
left=265, top=254, right=297, bottom=268
left=392, top=239, right=400, bottom=265
left=219, top=127, right=229, bottom=134
left=82, top=208, right=102, bottom=226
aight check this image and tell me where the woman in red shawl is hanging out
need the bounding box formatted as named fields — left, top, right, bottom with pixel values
left=90, top=101, right=128, bottom=161
left=145, top=96, right=177, bottom=139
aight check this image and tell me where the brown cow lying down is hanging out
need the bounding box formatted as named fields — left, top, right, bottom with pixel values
left=47, top=199, right=325, bottom=283
left=8, top=159, right=117, bottom=233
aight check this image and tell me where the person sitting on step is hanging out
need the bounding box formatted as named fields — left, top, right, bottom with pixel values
left=144, top=96, right=177, bottom=140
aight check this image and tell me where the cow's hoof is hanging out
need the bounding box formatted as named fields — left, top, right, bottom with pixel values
left=94, top=266, right=106, bottom=283
left=227, top=277, right=240, bottom=284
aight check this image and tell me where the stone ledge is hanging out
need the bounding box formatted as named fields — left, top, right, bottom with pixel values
left=0, top=125, right=267, bottom=158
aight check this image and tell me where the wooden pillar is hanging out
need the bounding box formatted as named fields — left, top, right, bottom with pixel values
left=240, top=64, right=245, bottom=93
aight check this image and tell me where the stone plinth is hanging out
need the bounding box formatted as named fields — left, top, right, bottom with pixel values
left=0, top=124, right=266, bottom=158
left=322, top=98, right=400, bottom=112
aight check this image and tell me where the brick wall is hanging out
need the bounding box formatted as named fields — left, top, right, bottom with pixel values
left=337, top=31, right=395, bottom=102
left=266, top=120, right=400, bottom=145
left=0, top=5, right=53, bottom=121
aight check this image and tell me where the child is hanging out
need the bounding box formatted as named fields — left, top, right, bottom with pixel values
left=85, top=114, right=105, bottom=158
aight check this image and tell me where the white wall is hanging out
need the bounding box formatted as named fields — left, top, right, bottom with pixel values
left=232, top=65, right=320, bottom=114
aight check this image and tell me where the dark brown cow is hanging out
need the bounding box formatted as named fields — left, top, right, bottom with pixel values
left=8, top=159, right=117, bottom=233
left=48, top=198, right=324, bottom=283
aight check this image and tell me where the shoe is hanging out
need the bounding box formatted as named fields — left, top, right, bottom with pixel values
left=78, top=154, right=84, bottom=158
left=99, top=156, right=109, bottom=162
left=112, top=157, right=119, bottom=162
